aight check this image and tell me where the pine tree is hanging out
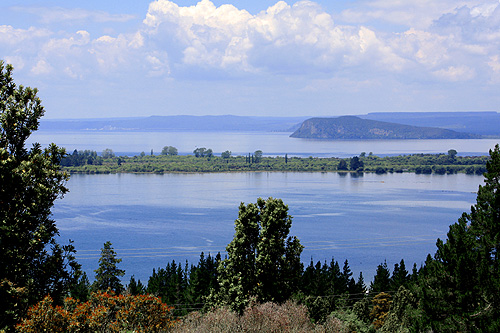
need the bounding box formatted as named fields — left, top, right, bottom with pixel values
left=93, top=241, right=125, bottom=294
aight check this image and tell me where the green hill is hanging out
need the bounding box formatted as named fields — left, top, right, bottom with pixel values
left=290, top=116, right=479, bottom=140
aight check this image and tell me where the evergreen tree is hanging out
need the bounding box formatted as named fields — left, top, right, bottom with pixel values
left=127, top=275, right=146, bottom=295
left=370, top=261, right=391, bottom=293
left=416, top=144, right=500, bottom=331
left=215, top=197, right=303, bottom=312
left=93, top=241, right=125, bottom=294
left=390, top=259, right=409, bottom=290
left=70, top=272, right=91, bottom=302
left=0, top=61, right=80, bottom=330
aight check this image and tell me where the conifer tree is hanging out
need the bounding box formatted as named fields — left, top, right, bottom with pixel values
left=93, top=241, right=125, bottom=294
left=417, top=144, right=500, bottom=331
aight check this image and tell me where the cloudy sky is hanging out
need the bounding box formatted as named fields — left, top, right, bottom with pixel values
left=1, top=0, right=500, bottom=119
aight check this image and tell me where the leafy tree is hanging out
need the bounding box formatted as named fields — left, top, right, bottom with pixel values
left=101, top=148, right=115, bottom=159
left=254, top=150, right=263, bottom=163
left=350, top=156, right=364, bottom=171
left=337, top=159, right=348, bottom=171
left=93, top=241, right=125, bottom=294
left=0, top=61, right=80, bottom=330
left=161, top=145, right=178, bottom=156
left=193, top=147, right=212, bottom=158
left=447, top=149, right=457, bottom=160
left=221, top=150, right=231, bottom=159
left=215, top=197, right=303, bottom=312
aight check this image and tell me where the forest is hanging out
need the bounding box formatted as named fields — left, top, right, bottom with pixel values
left=60, top=147, right=489, bottom=175
left=2, top=60, right=500, bottom=332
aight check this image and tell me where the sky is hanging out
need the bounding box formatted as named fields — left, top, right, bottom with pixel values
left=1, top=0, right=500, bottom=119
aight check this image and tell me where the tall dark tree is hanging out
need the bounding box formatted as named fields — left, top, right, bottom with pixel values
left=417, top=144, right=500, bottom=331
left=350, top=156, right=364, bottom=171
left=215, top=197, right=303, bottom=312
left=390, top=259, right=409, bottom=290
left=0, top=61, right=80, bottom=330
left=370, top=261, right=391, bottom=293
left=93, top=241, right=125, bottom=294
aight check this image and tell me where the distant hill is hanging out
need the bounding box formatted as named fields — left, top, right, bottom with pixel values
left=290, top=116, right=480, bottom=140
left=361, top=111, right=500, bottom=137
left=39, top=115, right=307, bottom=132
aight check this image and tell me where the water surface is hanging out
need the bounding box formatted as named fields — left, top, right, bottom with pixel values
left=54, top=172, right=483, bottom=283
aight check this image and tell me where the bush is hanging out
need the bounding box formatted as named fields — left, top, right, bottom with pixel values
left=17, top=292, right=176, bottom=332
left=174, top=301, right=313, bottom=332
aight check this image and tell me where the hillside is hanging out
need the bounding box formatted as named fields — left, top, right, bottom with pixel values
left=361, top=111, right=500, bottom=137
left=290, top=116, right=480, bottom=140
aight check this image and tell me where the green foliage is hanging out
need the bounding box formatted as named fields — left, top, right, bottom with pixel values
left=350, top=156, right=364, bottom=171
left=214, top=198, right=303, bottom=312
left=370, top=261, right=391, bottom=293
left=93, top=241, right=125, bottom=294
left=61, top=149, right=488, bottom=175
left=413, top=144, right=500, bottom=331
left=337, top=159, right=348, bottom=171
left=161, top=145, right=178, bottom=156
left=101, top=148, right=115, bottom=159
left=193, top=147, right=213, bottom=158
left=0, top=61, right=80, bottom=330
left=380, top=286, right=421, bottom=333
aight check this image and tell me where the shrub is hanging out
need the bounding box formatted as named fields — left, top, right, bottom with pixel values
left=173, top=301, right=313, bottom=332
left=17, top=291, right=176, bottom=333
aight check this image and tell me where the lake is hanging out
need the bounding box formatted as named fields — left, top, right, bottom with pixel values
left=30, top=130, right=500, bottom=157
left=54, top=171, right=483, bottom=284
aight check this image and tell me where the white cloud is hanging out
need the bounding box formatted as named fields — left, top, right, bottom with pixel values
left=432, top=65, right=476, bottom=81
left=0, top=25, right=52, bottom=45
left=31, top=59, right=53, bottom=75
left=3, top=0, right=500, bottom=106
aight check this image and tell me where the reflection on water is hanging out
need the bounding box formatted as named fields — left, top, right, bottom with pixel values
left=54, top=172, right=483, bottom=282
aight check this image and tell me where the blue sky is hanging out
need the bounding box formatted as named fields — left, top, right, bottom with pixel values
left=1, top=0, right=500, bottom=118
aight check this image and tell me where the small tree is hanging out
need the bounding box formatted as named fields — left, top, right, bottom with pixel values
left=254, top=150, right=263, bottom=163
left=161, top=145, right=178, bottom=156
left=221, top=150, right=231, bottom=159
left=93, top=241, right=125, bottom=294
left=337, top=159, right=348, bottom=171
left=101, top=148, right=115, bottom=159
left=350, top=156, right=364, bottom=171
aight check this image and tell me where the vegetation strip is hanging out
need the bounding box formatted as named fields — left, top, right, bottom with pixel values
left=62, top=148, right=489, bottom=175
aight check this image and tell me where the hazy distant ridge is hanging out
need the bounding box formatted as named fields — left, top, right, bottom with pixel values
left=39, top=115, right=307, bottom=132
left=290, top=116, right=479, bottom=140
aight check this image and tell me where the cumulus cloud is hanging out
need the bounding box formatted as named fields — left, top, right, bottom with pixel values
left=2, top=0, right=500, bottom=87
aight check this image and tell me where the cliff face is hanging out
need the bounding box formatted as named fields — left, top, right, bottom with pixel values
left=290, top=116, right=480, bottom=140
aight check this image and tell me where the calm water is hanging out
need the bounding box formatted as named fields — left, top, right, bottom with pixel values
left=30, top=130, right=500, bottom=157
left=54, top=172, right=483, bottom=284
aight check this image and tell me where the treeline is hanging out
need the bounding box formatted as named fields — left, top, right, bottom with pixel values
left=70, top=248, right=412, bottom=324
left=61, top=148, right=488, bottom=175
